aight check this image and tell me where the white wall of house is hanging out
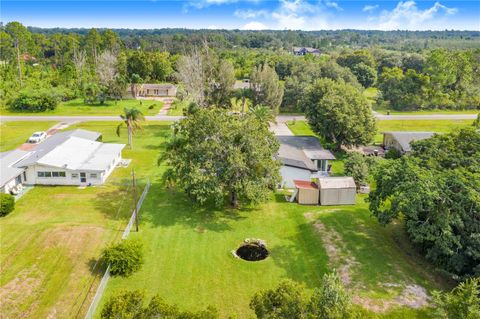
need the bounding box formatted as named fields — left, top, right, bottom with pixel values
left=383, top=134, right=404, bottom=152
left=2, top=174, right=23, bottom=194
left=280, top=166, right=314, bottom=188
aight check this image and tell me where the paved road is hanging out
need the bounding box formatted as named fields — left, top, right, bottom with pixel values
left=0, top=113, right=476, bottom=123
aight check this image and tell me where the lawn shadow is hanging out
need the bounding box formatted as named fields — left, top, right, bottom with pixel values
left=92, top=181, right=136, bottom=221
left=269, top=222, right=329, bottom=289
left=87, top=257, right=107, bottom=276
left=139, top=181, right=249, bottom=233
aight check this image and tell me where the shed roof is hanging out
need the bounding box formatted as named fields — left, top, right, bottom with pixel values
left=294, top=180, right=318, bottom=190
left=0, top=150, right=29, bottom=187
left=317, top=177, right=356, bottom=189
left=383, top=131, right=435, bottom=152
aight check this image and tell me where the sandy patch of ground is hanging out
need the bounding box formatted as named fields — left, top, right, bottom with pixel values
left=305, top=212, right=430, bottom=313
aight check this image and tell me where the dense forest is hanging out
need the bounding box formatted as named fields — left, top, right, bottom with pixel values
left=1, top=22, right=479, bottom=112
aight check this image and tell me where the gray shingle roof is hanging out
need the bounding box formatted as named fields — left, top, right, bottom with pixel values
left=15, top=129, right=101, bottom=167
left=276, top=136, right=335, bottom=171
left=0, top=150, right=30, bottom=187
left=383, top=132, right=435, bottom=152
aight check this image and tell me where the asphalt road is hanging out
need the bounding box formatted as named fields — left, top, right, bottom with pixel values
left=0, top=113, right=477, bottom=122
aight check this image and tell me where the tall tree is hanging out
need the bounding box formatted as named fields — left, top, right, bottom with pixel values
left=250, top=64, right=284, bottom=115
left=303, top=78, right=376, bottom=149
left=96, top=50, right=119, bottom=96
left=5, top=22, right=31, bottom=87
left=85, top=28, right=102, bottom=64
left=116, top=108, right=145, bottom=148
left=162, top=109, right=280, bottom=208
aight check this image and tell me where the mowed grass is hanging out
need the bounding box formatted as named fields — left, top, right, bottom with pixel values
left=0, top=121, right=57, bottom=152
left=0, top=121, right=170, bottom=318
left=0, top=98, right=163, bottom=116
left=287, top=119, right=473, bottom=145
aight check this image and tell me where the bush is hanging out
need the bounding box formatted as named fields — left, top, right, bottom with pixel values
left=384, top=148, right=401, bottom=159
left=102, top=239, right=144, bottom=277
left=344, top=152, right=370, bottom=187
left=9, top=89, right=61, bottom=112
left=0, top=193, right=15, bottom=217
left=432, top=278, right=480, bottom=319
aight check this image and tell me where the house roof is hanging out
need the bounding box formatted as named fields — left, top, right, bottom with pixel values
left=15, top=129, right=101, bottom=167
left=276, top=136, right=335, bottom=171
left=317, top=177, right=356, bottom=189
left=383, top=132, right=435, bottom=152
left=292, top=47, right=320, bottom=53
left=0, top=150, right=30, bottom=187
left=140, top=83, right=176, bottom=89
left=294, top=180, right=318, bottom=190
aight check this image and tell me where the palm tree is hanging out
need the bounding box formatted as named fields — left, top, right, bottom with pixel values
left=249, top=105, right=275, bottom=124
left=116, top=107, right=145, bottom=148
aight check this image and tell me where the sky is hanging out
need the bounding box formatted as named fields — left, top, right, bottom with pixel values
left=2, top=0, right=479, bottom=31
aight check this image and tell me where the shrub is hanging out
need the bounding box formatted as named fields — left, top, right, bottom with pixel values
left=344, top=152, right=370, bottom=187
left=0, top=193, right=15, bottom=217
left=384, top=148, right=401, bottom=159
left=101, top=290, right=144, bottom=319
left=148, top=104, right=155, bottom=110
left=9, top=89, right=61, bottom=112
left=102, top=239, right=144, bottom=277
left=432, top=278, right=480, bottom=319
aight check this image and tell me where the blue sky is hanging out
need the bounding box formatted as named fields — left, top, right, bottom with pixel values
left=2, top=0, right=479, bottom=30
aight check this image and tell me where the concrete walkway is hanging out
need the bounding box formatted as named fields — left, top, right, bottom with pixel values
left=269, top=122, right=293, bottom=136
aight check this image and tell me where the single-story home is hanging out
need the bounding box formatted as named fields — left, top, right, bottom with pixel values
left=128, top=83, right=177, bottom=97
left=0, top=129, right=125, bottom=194
left=382, top=132, right=435, bottom=153
left=292, top=47, right=321, bottom=56
left=276, top=135, right=335, bottom=188
left=291, top=176, right=356, bottom=206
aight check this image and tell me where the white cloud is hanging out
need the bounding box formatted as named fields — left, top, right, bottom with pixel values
left=240, top=21, right=269, bottom=30
left=270, top=0, right=330, bottom=30
left=234, top=9, right=269, bottom=19
left=375, top=1, right=458, bottom=30
left=207, top=25, right=219, bottom=29
left=362, top=4, right=379, bottom=13
left=325, top=1, right=343, bottom=11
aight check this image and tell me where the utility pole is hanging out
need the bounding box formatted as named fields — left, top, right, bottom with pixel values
left=132, top=168, right=139, bottom=232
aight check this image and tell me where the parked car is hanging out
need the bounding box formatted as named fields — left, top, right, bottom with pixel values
left=28, top=131, right=47, bottom=143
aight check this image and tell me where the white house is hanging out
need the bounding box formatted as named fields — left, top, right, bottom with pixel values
left=0, top=129, right=125, bottom=194
left=276, top=136, right=335, bottom=188
left=382, top=132, right=435, bottom=153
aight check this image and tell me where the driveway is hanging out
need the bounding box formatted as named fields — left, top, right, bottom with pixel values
left=269, top=122, right=293, bottom=136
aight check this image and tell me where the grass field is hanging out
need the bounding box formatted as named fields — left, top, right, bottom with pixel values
left=287, top=119, right=473, bottom=145
left=167, top=100, right=187, bottom=116
left=0, top=121, right=169, bottom=318
left=0, top=121, right=57, bottom=152
left=0, top=98, right=163, bottom=116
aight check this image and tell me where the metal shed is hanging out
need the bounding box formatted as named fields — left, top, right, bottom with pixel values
left=317, top=177, right=356, bottom=206
left=293, top=180, right=319, bottom=205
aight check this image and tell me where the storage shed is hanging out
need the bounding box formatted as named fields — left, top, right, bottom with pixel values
left=317, top=177, right=356, bottom=206
left=293, top=180, right=319, bottom=205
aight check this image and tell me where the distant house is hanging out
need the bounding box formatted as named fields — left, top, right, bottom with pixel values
left=128, top=83, right=177, bottom=98
left=276, top=135, right=335, bottom=188
left=382, top=132, right=435, bottom=153
left=292, top=47, right=321, bottom=56
left=233, top=79, right=251, bottom=90
left=0, top=129, right=125, bottom=194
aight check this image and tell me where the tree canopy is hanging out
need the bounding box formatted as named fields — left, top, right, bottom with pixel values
left=162, top=108, right=280, bottom=208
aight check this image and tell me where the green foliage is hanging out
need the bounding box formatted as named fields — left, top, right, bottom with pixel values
left=303, top=78, right=376, bottom=149
left=0, top=193, right=15, bottom=217
left=384, top=148, right=401, bottom=159
left=9, top=88, right=61, bottom=112
left=344, top=152, right=369, bottom=187
left=102, top=239, right=144, bottom=277
left=251, top=64, right=284, bottom=115
left=351, top=63, right=377, bottom=88
left=250, top=273, right=353, bottom=319
left=473, top=113, right=480, bottom=128
left=432, top=278, right=480, bottom=319
left=101, top=290, right=218, bottom=319
left=369, top=129, right=480, bottom=277
left=117, top=107, right=145, bottom=148
left=162, top=108, right=280, bottom=208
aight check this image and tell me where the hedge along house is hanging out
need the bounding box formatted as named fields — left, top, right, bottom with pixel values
left=0, top=129, right=125, bottom=193
left=276, top=136, right=335, bottom=188
left=382, top=132, right=435, bottom=153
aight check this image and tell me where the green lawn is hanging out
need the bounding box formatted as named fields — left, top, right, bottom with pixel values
left=0, top=121, right=57, bottom=152
left=0, top=98, right=163, bottom=116
left=167, top=100, right=187, bottom=116
left=0, top=121, right=450, bottom=318
left=0, top=121, right=169, bottom=318
left=287, top=119, right=473, bottom=145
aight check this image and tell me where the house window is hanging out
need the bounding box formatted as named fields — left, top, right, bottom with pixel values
left=71, top=173, right=79, bottom=178
left=23, top=171, right=26, bottom=182
left=90, top=173, right=98, bottom=178
left=59, top=172, right=66, bottom=177
left=52, top=172, right=59, bottom=177
left=38, top=172, right=45, bottom=177
left=52, top=172, right=66, bottom=177
left=45, top=172, right=52, bottom=177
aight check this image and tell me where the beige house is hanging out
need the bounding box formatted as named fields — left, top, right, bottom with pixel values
left=129, top=84, right=177, bottom=97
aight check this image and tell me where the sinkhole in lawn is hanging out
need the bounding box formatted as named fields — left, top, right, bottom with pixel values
left=236, top=243, right=269, bottom=262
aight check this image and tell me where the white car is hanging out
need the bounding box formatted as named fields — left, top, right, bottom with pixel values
left=28, top=131, right=47, bottom=144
